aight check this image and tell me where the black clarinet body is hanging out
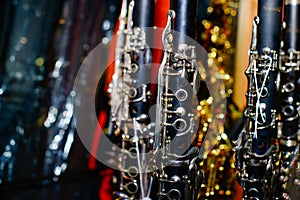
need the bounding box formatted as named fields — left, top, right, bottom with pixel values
left=109, top=0, right=155, bottom=199
left=152, top=0, right=203, bottom=199
left=234, top=0, right=283, bottom=199
left=129, top=0, right=154, bottom=125
left=277, top=0, right=300, bottom=199
left=253, top=0, right=282, bottom=155
left=170, top=0, right=197, bottom=44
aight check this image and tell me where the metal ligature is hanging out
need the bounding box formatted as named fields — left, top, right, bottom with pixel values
left=233, top=0, right=283, bottom=199
left=152, top=0, right=203, bottom=199
left=277, top=0, right=300, bottom=199
left=108, top=0, right=155, bottom=199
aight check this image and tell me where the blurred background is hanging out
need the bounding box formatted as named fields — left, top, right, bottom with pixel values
left=0, top=0, right=258, bottom=199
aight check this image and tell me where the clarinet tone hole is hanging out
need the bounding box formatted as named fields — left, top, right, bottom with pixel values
left=167, top=189, right=181, bottom=200
left=129, top=87, right=137, bottom=98
left=126, top=182, right=139, bottom=194
left=175, top=89, right=188, bottom=101
left=127, top=166, right=138, bottom=178
left=128, top=147, right=137, bottom=158
left=282, top=105, right=294, bottom=116
left=283, top=82, right=295, bottom=93
left=130, top=63, right=139, bottom=73
left=260, top=87, right=268, bottom=98
left=173, top=119, right=187, bottom=132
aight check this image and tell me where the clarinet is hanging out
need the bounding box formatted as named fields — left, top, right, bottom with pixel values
left=233, top=0, right=283, bottom=199
left=108, top=0, right=155, bottom=199
left=277, top=0, right=300, bottom=199
left=152, top=0, right=203, bottom=199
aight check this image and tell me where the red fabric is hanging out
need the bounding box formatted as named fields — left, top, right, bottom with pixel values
left=98, top=169, right=114, bottom=200
left=233, top=180, right=243, bottom=200
left=150, top=0, right=170, bottom=96
left=152, top=0, right=170, bottom=76
left=104, top=20, right=120, bottom=94
left=94, top=16, right=120, bottom=200
left=91, top=15, right=120, bottom=170
left=88, top=110, right=107, bottom=170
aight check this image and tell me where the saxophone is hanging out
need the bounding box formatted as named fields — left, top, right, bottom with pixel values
left=108, top=0, right=155, bottom=199
left=277, top=0, right=300, bottom=199
left=152, top=0, right=203, bottom=199
left=233, top=0, right=283, bottom=199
